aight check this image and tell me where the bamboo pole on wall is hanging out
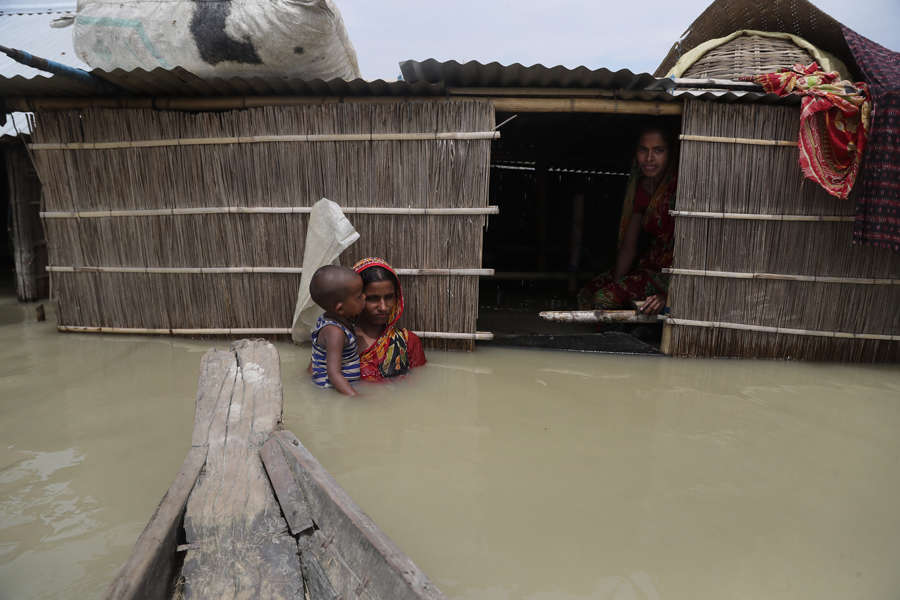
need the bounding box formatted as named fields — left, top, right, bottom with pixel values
left=670, top=210, right=854, bottom=222
left=663, top=268, right=899, bottom=285
left=9, top=95, right=683, bottom=115
left=666, top=318, right=900, bottom=341
left=680, top=133, right=796, bottom=146
left=56, top=325, right=495, bottom=340
left=491, top=97, right=682, bottom=114
left=47, top=266, right=494, bottom=276
left=41, top=206, right=500, bottom=218
left=29, top=131, right=500, bottom=151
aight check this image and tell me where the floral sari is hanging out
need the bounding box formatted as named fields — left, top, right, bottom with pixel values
left=352, top=257, right=427, bottom=382
left=577, top=170, right=677, bottom=309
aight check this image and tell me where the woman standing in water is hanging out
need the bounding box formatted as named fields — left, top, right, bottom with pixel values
left=352, top=257, right=427, bottom=381
left=577, top=125, right=677, bottom=315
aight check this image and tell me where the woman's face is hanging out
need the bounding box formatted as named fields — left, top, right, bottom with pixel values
left=361, top=279, right=396, bottom=326
left=636, top=131, right=669, bottom=179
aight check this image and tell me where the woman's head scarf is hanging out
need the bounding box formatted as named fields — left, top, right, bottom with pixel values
left=352, top=257, right=404, bottom=329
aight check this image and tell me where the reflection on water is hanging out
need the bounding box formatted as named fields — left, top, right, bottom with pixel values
left=1, top=293, right=899, bottom=599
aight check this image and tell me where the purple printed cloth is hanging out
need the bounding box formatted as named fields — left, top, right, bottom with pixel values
left=842, top=27, right=900, bottom=251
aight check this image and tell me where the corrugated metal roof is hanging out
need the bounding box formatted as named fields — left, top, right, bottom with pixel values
left=95, top=67, right=446, bottom=97
left=0, top=67, right=446, bottom=98
left=400, top=59, right=660, bottom=90
left=0, top=59, right=670, bottom=99
left=671, top=88, right=800, bottom=104
left=0, top=58, right=796, bottom=108
left=1, top=60, right=667, bottom=99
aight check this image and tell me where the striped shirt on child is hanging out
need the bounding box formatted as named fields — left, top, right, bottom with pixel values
left=310, top=315, right=361, bottom=388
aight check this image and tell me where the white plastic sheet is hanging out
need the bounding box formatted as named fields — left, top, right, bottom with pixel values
left=290, top=198, right=359, bottom=344
left=74, top=0, right=360, bottom=80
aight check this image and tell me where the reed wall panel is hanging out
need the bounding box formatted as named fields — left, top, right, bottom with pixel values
left=31, top=101, right=494, bottom=348
left=670, top=100, right=900, bottom=362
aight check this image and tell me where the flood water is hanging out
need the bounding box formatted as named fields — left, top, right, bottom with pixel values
left=2, top=291, right=899, bottom=599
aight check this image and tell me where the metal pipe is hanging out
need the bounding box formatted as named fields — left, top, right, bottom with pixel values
left=0, top=45, right=119, bottom=93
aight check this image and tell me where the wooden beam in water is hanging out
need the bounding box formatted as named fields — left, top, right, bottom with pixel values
left=180, top=339, right=303, bottom=600
left=106, top=338, right=448, bottom=599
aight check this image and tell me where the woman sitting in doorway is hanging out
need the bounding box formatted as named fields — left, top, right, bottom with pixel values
left=577, top=125, right=677, bottom=315
left=352, top=257, right=427, bottom=381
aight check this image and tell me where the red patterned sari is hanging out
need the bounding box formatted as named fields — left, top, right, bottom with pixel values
left=577, top=172, right=677, bottom=309
left=352, top=257, right=426, bottom=382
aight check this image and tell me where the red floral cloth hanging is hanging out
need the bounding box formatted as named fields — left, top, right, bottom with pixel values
left=745, top=62, right=871, bottom=200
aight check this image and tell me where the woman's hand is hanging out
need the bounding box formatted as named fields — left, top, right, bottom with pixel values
left=640, top=294, right=666, bottom=315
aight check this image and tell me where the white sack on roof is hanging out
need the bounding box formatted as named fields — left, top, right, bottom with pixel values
left=291, top=198, right=359, bottom=344
left=73, top=0, right=360, bottom=80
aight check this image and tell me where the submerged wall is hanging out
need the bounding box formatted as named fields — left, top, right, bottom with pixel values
left=668, top=100, right=899, bottom=362
left=29, top=100, right=494, bottom=349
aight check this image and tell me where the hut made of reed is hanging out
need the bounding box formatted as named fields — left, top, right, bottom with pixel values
left=1, top=0, right=897, bottom=360
left=654, top=0, right=900, bottom=361
left=3, top=64, right=683, bottom=350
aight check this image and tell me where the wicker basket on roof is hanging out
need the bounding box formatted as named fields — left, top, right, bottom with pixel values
left=683, top=34, right=814, bottom=80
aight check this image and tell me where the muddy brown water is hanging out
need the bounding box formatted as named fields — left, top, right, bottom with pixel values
left=1, top=293, right=899, bottom=599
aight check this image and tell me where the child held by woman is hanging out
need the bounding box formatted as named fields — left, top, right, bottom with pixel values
left=309, top=265, right=366, bottom=396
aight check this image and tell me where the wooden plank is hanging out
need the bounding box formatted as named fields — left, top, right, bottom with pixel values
left=273, top=431, right=446, bottom=600
left=191, top=349, right=236, bottom=447
left=491, top=97, right=682, bottom=114
left=538, top=310, right=662, bottom=323
left=261, top=439, right=315, bottom=536
left=297, top=532, right=339, bottom=600
left=181, top=340, right=303, bottom=600
left=660, top=322, right=673, bottom=355
left=103, top=347, right=228, bottom=600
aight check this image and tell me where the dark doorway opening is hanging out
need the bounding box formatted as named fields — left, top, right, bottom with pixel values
left=478, top=111, right=681, bottom=352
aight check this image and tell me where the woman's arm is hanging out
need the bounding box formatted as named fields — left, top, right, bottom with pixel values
left=407, top=331, right=427, bottom=368
left=614, top=213, right=643, bottom=280
left=322, top=325, right=359, bottom=396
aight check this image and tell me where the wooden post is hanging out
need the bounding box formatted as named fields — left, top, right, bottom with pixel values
left=660, top=322, right=673, bottom=355
left=4, top=145, right=48, bottom=301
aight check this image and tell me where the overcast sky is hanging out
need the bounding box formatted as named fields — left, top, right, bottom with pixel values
left=337, top=0, right=900, bottom=81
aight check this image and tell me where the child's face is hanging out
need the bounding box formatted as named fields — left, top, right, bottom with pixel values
left=337, top=276, right=366, bottom=319
left=361, top=279, right=397, bottom=326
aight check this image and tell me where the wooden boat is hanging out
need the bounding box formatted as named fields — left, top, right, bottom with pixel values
left=105, top=339, right=443, bottom=600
